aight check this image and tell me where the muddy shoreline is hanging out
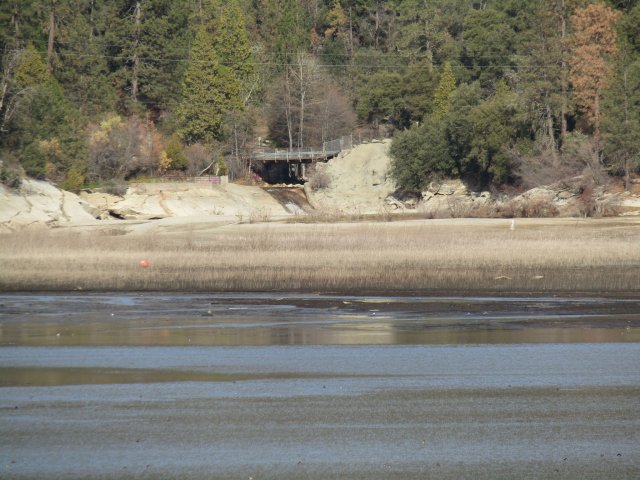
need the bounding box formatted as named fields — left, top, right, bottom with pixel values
left=2, top=292, right=639, bottom=347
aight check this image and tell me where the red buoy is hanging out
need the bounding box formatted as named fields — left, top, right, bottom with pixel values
left=138, top=260, right=150, bottom=268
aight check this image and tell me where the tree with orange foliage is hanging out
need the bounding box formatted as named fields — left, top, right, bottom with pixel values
left=569, top=4, right=621, bottom=145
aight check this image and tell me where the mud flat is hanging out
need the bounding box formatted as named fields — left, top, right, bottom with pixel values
left=1, top=293, right=639, bottom=479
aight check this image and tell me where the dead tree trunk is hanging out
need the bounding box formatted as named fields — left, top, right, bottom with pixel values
left=46, top=0, right=56, bottom=75
left=131, top=1, right=141, bottom=102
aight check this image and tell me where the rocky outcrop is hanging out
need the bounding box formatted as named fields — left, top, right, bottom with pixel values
left=0, top=180, right=98, bottom=231
left=1, top=179, right=291, bottom=230
left=419, top=180, right=491, bottom=214
left=385, top=177, right=640, bottom=218
left=82, top=182, right=290, bottom=220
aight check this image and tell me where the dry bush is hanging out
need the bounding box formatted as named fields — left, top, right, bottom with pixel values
left=595, top=198, right=622, bottom=217
left=563, top=133, right=609, bottom=187
left=513, top=146, right=565, bottom=190
left=287, top=207, right=376, bottom=223
left=0, top=157, right=23, bottom=189
left=88, top=115, right=162, bottom=181
left=248, top=207, right=273, bottom=223
left=99, top=179, right=128, bottom=197
left=308, top=169, right=332, bottom=191
left=490, top=203, right=515, bottom=218
left=183, top=143, right=213, bottom=176
left=513, top=198, right=559, bottom=218
left=515, top=133, right=609, bottom=190
left=576, top=185, right=597, bottom=217
left=225, top=154, right=251, bottom=181
left=446, top=198, right=473, bottom=218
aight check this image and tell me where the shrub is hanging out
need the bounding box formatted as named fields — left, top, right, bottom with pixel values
left=577, top=185, right=597, bottom=217
left=0, top=161, right=23, bottom=189
left=100, top=179, right=128, bottom=197
left=184, top=143, right=214, bottom=175
left=61, top=166, right=85, bottom=193
left=165, top=134, right=188, bottom=171
left=389, top=118, right=456, bottom=192
left=308, top=169, right=332, bottom=191
left=216, top=155, right=228, bottom=176
left=20, top=143, right=47, bottom=179
left=87, top=115, right=162, bottom=181
left=514, top=198, right=559, bottom=218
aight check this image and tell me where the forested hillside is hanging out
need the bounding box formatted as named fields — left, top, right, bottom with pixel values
left=0, top=0, right=639, bottom=193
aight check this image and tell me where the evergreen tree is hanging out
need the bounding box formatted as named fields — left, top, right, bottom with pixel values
left=602, top=42, right=640, bottom=190
left=55, top=1, right=118, bottom=116
left=105, top=0, right=191, bottom=116
left=213, top=0, right=256, bottom=103
left=9, top=77, right=85, bottom=181
left=355, top=70, right=407, bottom=128
left=165, top=133, right=188, bottom=170
left=462, top=7, right=516, bottom=88
left=176, top=25, right=241, bottom=144
left=1, top=44, right=48, bottom=135
left=569, top=4, right=621, bottom=142
left=14, top=44, right=48, bottom=88
left=255, top=0, right=307, bottom=69
left=0, top=0, right=47, bottom=52
left=518, top=1, right=566, bottom=155
left=390, top=117, right=456, bottom=192
left=403, top=60, right=438, bottom=123
left=433, top=62, right=456, bottom=118
left=462, top=80, right=527, bottom=185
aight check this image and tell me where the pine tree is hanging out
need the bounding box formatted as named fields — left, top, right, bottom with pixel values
left=0, top=0, right=47, bottom=52
left=14, top=44, right=48, bottom=88
left=462, top=8, right=516, bottom=87
left=176, top=25, right=241, bottom=144
left=433, top=62, right=456, bottom=118
left=569, top=4, right=621, bottom=143
left=602, top=45, right=640, bottom=190
left=255, top=0, right=307, bottom=68
left=1, top=44, right=48, bottom=133
left=213, top=1, right=251, bottom=77
left=213, top=0, right=256, bottom=104
left=55, top=2, right=117, bottom=116
left=105, top=0, right=191, bottom=116
left=9, top=77, right=85, bottom=180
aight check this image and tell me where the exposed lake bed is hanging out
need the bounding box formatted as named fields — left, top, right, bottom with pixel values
left=1, top=293, right=639, bottom=478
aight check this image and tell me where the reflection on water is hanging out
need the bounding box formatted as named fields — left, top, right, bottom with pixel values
left=0, top=293, right=638, bottom=346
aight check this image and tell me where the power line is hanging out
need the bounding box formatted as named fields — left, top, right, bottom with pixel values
left=5, top=47, right=567, bottom=71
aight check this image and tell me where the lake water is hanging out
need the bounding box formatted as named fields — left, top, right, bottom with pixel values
left=1, top=293, right=639, bottom=479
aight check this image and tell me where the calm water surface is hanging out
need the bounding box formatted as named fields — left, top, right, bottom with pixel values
left=1, top=293, right=639, bottom=479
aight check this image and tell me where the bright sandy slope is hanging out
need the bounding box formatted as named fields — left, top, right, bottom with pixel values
left=305, top=140, right=396, bottom=214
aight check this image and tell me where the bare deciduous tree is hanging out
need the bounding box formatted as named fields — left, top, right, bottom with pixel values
left=266, top=52, right=355, bottom=149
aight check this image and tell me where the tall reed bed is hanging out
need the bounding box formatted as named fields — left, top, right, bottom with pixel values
left=1, top=219, right=639, bottom=293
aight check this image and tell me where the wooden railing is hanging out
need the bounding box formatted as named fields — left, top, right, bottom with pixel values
left=252, top=135, right=354, bottom=162
left=160, top=175, right=228, bottom=184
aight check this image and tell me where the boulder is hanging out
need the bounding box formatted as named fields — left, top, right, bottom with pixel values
left=424, top=179, right=468, bottom=196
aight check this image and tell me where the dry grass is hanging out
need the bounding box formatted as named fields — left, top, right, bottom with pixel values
left=1, top=218, right=639, bottom=294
